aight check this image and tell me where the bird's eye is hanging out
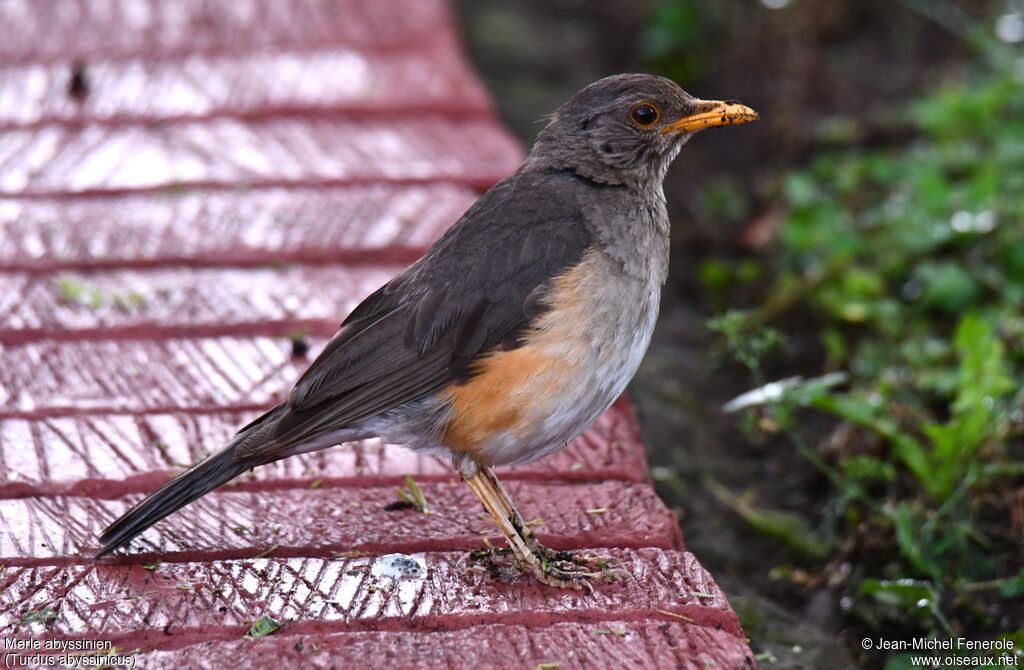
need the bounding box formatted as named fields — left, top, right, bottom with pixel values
left=629, top=102, right=660, bottom=128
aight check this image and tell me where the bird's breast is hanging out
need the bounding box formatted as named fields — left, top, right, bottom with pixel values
left=442, top=248, right=661, bottom=466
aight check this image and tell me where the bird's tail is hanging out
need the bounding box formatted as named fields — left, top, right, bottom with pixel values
left=96, top=404, right=284, bottom=557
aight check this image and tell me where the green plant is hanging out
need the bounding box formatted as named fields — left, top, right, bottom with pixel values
left=707, top=39, right=1024, bottom=665
left=395, top=476, right=430, bottom=516
left=640, top=0, right=720, bottom=84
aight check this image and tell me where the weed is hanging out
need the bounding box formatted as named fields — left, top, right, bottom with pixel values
left=708, top=39, right=1024, bottom=665
left=395, top=476, right=430, bottom=516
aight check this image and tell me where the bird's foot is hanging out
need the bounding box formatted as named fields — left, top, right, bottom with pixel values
left=465, top=545, right=518, bottom=582
left=460, top=464, right=626, bottom=591
left=528, top=541, right=611, bottom=569
left=528, top=545, right=628, bottom=592
left=467, top=540, right=627, bottom=591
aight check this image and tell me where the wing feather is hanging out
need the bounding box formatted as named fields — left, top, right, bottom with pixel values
left=235, top=170, right=596, bottom=461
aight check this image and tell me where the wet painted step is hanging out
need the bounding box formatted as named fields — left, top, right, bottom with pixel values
left=0, top=0, right=456, bottom=65
left=0, top=401, right=650, bottom=498
left=0, top=39, right=490, bottom=128
left=131, top=621, right=756, bottom=670
left=0, top=185, right=478, bottom=272
left=0, top=265, right=400, bottom=343
left=0, top=0, right=757, bottom=665
left=0, top=116, right=521, bottom=197
left=0, top=549, right=742, bottom=640
left=1, top=480, right=683, bottom=563
left=0, top=336, right=316, bottom=416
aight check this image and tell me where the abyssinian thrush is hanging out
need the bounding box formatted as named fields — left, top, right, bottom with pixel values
left=98, top=74, right=757, bottom=590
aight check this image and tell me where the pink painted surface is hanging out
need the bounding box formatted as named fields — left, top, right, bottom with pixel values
left=0, top=117, right=521, bottom=196
left=0, top=185, right=479, bottom=272
left=0, top=0, right=455, bottom=65
left=1, top=480, right=683, bottom=563
left=0, top=1, right=755, bottom=667
left=135, top=621, right=755, bottom=670
left=1, top=336, right=317, bottom=416
left=0, top=265, right=399, bottom=343
left=0, top=401, right=650, bottom=499
left=0, top=39, right=492, bottom=128
left=1, top=550, right=739, bottom=638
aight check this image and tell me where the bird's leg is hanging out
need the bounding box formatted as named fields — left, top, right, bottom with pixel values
left=456, top=455, right=621, bottom=591
left=477, top=467, right=618, bottom=573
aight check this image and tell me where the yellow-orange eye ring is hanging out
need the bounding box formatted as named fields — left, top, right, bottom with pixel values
left=629, top=101, right=661, bottom=128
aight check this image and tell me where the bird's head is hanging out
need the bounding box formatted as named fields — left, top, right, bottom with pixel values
left=528, top=73, right=758, bottom=189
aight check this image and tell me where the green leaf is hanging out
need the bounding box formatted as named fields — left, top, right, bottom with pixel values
left=783, top=172, right=820, bottom=208
left=113, top=290, right=146, bottom=312
left=246, top=615, right=282, bottom=638
left=888, top=502, right=943, bottom=580
left=918, top=314, right=1013, bottom=500
left=808, top=393, right=932, bottom=490
left=859, top=577, right=950, bottom=633
left=698, top=258, right=731, bottom=290
left=395, top=476, right=430, bottom=516
left=840, top=455, right=896, bottom=482
left=860, top=577, right=937, bottom=606
left=997, top=629, right=1024, bottom=651
left=914, top=262, right=981, bottom=315
left=1000, top=241, right=1024, bottom=281
left=704, top=477, right=832, bottom=560
left=55, top=274, right=105, bottom=309
left=707, top=310, right=783, bottom=373
left=18, top=608, right=58, bottom=625
left=952, top=313, right=1013, bottom=413
left=56, top=275, right=85, bottom=302
left=998, top=570, right=1024, bottom=598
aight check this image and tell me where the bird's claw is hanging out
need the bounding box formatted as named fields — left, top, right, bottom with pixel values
left=532, top=564, right=601, bottom=592
left=529, top=542, right=629, bottom=580
left=467, top=541, right=628, bottom=591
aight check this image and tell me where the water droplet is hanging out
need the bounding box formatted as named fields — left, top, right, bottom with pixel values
left=974, top=210, right=996, bottom=232
left=901, top=279, right=922, bottom=300
left=996, top=12, right=1024, bottom=43
left=951, top=210, right=997, bottom=233
left=950, top=210, right=973, bottom=232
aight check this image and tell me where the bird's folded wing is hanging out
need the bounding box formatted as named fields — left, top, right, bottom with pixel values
left=234, top=171, right=595, bottom=462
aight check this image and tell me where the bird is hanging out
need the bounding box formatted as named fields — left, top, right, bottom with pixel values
left=96, top=74, right=757, bottom=590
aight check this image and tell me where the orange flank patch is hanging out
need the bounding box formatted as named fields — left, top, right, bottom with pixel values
left=442, top=252, right=598, bottom=459
left=442, top=346, right=572, bottom=456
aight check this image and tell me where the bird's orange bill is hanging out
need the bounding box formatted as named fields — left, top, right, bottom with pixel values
left=661, top=100, right=759, bottom=134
